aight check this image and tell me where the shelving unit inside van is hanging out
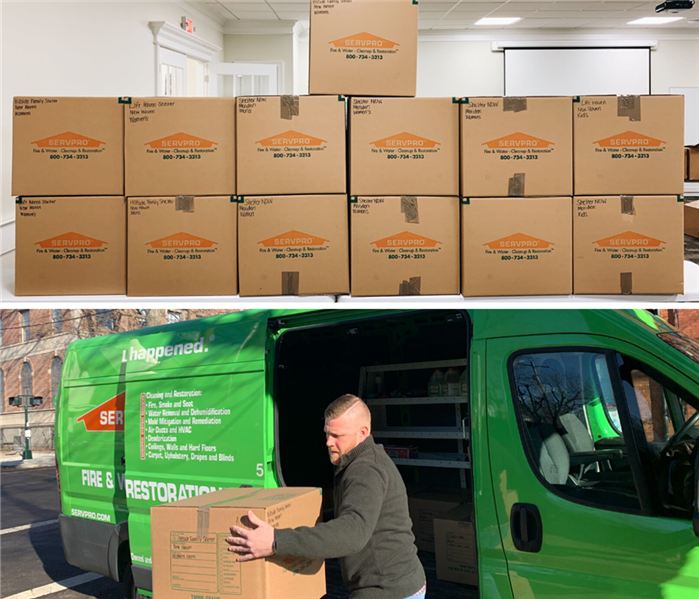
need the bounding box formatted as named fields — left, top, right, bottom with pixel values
left=358, top=359, right=470, bottom=488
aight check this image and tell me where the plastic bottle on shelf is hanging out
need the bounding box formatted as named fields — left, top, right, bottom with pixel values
left=460, top=367, right=469, bottom=398
left=445, top=367, right=460, bottom=397
left=428, top=369, right=444, bottom=397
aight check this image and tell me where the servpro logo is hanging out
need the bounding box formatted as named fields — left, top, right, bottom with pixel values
left=32, top=131, right=106, bottom=148
left=484, top=234, right=554, bottom=249
left=372, top=232, right=442, bottom=248
left=593, top=232, right=666, bottom=247
left=144, top=133, right=218, bottom=149
left=482, top=133, right=554, bottom=149
left=35, top=232, right=108, bottom=248
left=329, top=33, right=399, bottom=49
left=146, top=233, right=218, bottom=248
left=370, top=133, right=440, bottom=149
left=256, top=130, right=327, bottom=147
left=258, top=230, right=330, bottom=247
left=77, top=392, right=125, bottom=432
left=593, top=131, right=666, bottom=148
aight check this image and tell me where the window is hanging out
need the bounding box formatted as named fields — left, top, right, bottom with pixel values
left=167, top=311, right=181, bottom=324
left=137, top=309, right=148, bottom=328
left=21, top=362, right=32, bottom=397
left=512, top=351, right=641, bottom=512
left=51, top=357, right=63, bottom=408
left=618, top=360, right=699, bottom=517
left=0, top=369, right=4, bottom=413
left=52, top=309, right=62, bottom=333
left=20, top=310, right=30, bottom=342
left=95, top=310, right=113, bottom=331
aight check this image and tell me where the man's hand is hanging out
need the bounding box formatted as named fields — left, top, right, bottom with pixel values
left=225, top=511, right=275, bottom=562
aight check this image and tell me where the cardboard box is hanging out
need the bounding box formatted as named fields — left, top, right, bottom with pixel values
left=461, top=197, right=572, bottom=297
left=151, top=487, right=325, bottom=599
left=15, top=196, right=125, bottom=296
left=238, top=195, right=349, bottom=296
left=434, top=503, right=477, bottom=586
left=384, top=445, right=418, bottom=459
left=573, top=195, right=684, bottom=295
left=688, top=146, right=699, bottom=181
left=351, top=196, right=460, bottom=296
left=460, top=97, right=573, bottom=198
left=408, top=488, right=471, bottom=553
left=350, top=98, right=460, bottom=196
left=685, top=200, right=699, bottom=239
left=309, top=0, right=418, bottom=97
left=127, top=196, right=237, bottom=296
left=12, top=97, right=124, bottom=197
left=686, top=147, right=691, bottom=181
left=125, top=98, right=236, bottom=196
left=237, top=95, right=346, bottom=195
left=573, top=95, right=684, bottom=195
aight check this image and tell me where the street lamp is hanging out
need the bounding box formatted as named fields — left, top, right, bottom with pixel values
left=8, top=395, right=43, bottom=460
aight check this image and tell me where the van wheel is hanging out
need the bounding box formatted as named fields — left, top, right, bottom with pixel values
left=123, top=566, right=148, bottom=599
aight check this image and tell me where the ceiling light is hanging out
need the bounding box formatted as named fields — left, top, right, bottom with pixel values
left=475, top=17, right=522, bottom=26
left=628, top=16, right=683, bottom=24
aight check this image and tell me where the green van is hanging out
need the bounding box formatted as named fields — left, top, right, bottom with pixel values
left=55, top=309, right=699, bottom=598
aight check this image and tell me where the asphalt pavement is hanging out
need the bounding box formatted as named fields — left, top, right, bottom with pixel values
left=1, top=467, right=476, bottom=599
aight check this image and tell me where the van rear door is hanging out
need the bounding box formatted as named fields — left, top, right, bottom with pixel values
left=486, top=333, right=699, bottom=598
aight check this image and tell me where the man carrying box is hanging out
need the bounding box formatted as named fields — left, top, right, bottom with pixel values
left=226, top=394, right=427, bottom=599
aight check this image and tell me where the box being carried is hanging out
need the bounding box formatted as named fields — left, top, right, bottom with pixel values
left=238, top=195, right=349, bottom=297
left=573, top=195, right=684, bottom=295
left=350, top=98, right=460, bottom=196
left=125, top=98, right=236, bottom=196
left=15, top=196, right=126, bottom=296
left=12, top=97, right=125, bottom=197
left=151, top=487, right=326, bottom=599
left=127, top=196, right=238, bottom=297
left=351, top=196, right=460, bottom=297
left=461, top=197, right=573, bottom=297
left=573, top=95, right=684, bottom=195
left=309, top=0, right=418, bottom=97
left=236, top=95, right=346, bottom=195
left=460, top=97, right=573, bottom=198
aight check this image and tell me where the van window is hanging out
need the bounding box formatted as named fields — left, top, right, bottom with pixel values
left=512, top=351, right=641, bottom=512
left=618, top=362, right=699, bottom=517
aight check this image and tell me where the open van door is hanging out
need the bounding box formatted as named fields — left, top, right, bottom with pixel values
left=486, top=332, right=699, bottom=598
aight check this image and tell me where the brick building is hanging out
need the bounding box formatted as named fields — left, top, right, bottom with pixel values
left=0, top=309, right=236, bottom=450
left=659, top=310, right=699, bottom=342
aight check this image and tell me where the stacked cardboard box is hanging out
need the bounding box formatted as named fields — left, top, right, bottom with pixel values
left=13, top=97, right=127, bottom=295
left=434, top=502, right=477, bottom=586
left=349, top=98, right=460, bottom=296
left=236, top=95, right=349, bottom=296
left=125, top=98, right=238, bottom=296
left=408, top=488, right=471, bottom=553
left=460, top=97, right=574, bottom=297
left=573, top=95, right=685, bottom=295
left=687, top=146, right=699, bottom=181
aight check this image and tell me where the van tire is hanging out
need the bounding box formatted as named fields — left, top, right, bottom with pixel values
left=122, top=566, right=148, bottom=599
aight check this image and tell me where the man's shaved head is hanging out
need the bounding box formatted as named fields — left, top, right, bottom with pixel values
left=324, top=394, right=371, bottom=428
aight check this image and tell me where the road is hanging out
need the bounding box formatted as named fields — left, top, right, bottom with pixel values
left=1, top=468, right=476, bottom=599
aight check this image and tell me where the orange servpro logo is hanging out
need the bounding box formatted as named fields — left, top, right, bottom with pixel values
left=370, top=133, right=440, bottom=149
left=77, top=392, right=125, bottom=432
left=483, top=133, right=554, bottom=149
left=484, top=233, right=554, bottom=249
left=258, top=230, right=329, bottom=247
left=256, top=130, right=327, bottom=147
left=372, top=232, right=442, bottom=248
left=144, top=133, right=218, bottom=149
left=593, top=131, right=665, bottom=148
left=593, top=231, right=665, bottom=248
left=329, top=33, right=399, bottom=49
left=32, top=131, right=105, bottom=148
left=146, top=233, right=218, bottom=248
left=35, top=232, right=108, bottom=248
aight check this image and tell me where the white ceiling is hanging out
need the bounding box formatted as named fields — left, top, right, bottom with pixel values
left=189, top=0, right=699, bottom=30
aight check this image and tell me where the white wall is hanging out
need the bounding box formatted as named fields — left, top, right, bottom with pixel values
left=1, top=1, right=224, bottom=224
left=417, top=41, right=503, bottom=97
left=652, top=39, right=699, bottom=94
left=224, top=35, right=294, bottom=94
